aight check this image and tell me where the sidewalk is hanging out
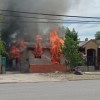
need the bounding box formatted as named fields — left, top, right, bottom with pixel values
left=41, top=72, right=100, bottom=81
left=0, top=72, right=100, bottom=84
left=0, top=73, right=59, bottom=84
left=84, top=71, right=100, bottom=75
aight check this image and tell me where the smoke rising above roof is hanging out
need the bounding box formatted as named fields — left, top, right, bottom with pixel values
left=0, top=0, right=77, bottom=43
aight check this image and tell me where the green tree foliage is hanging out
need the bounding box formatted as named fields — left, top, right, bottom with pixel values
left=0, top=16, right=8, bottom=57
left=95, top=31, right=100, bottom=40
left=0, top=39, right=8, bottom=57
left=62, top=28, right=83, bottom=69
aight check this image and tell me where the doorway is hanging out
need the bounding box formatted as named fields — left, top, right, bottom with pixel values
left=87, top=49, right=96, bottom=66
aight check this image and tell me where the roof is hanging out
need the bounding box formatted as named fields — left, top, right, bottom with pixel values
left=79, top=39, right=100, bottom=47
left=79, top=41, right=88, bottom=47
left=26, top=39, right=100, bottom=48
left=25, top=42, right=51, bottom=48
left=94, top=40, right=100, bottom=45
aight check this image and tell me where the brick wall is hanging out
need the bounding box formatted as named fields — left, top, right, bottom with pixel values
left=29, top=64, right=67, bottom=73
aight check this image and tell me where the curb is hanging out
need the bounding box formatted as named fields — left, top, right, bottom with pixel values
left=0, top=80, right=62, bottom=84
left=0, top=78, right=100, bottom=84
left=67, top=78, right=100, bottom=81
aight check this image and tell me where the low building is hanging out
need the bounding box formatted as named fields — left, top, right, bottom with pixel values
left=25, top=42, right=67, bottom=73
left=79, top=39, right=100, bottom=70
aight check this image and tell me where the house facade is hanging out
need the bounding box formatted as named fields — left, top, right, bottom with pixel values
left=79, top=39, right=100, bottom=70
left=26, top=42, right=67, bottom=73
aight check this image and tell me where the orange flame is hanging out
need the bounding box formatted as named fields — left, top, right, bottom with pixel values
left=50, top=28, right=64, bottom=64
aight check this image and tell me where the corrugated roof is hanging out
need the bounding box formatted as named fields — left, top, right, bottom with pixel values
left=25, top=42, right=51, bottom=48
left=26, top=39, right=100, bottom=48
left=79, top=41, right=88, bottom=47
left=94, top=40, right=100, bottom=45
left=79, top=39, right=100, bottom=47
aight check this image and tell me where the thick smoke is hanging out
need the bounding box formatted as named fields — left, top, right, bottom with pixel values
left=0, top=0, right=75, bottom=44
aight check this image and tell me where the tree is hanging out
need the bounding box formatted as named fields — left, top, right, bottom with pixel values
left=0, top=16, right=8, bottom=57
left=95, top=31, right=100, bottom=40
left=0, top=40, right=8, bottom=57
left=62, top=28, right=83, bottom=69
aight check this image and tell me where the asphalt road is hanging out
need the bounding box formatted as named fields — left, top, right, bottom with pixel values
left=0, top=80, right=100, bottom=100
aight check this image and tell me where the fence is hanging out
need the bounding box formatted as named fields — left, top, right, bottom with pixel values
left=82, top=56, right=100, bottom=70
left=0, top=55, right=6, bottom=73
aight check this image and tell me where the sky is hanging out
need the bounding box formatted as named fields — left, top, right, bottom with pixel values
left=67, top=0, right=100, bottom=40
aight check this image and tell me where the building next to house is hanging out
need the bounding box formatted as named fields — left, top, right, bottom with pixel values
left=79, top=39, right=100, bottom=70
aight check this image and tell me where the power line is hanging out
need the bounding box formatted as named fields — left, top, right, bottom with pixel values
left=0, top=10, right=100, bottom=24
left=0, top=21, right=100, bottom=24
left=1, top=9, right=100, bottom=23
left=0, top=13, right=83, bottom=22
left=1, top=9, right=100, bottom=20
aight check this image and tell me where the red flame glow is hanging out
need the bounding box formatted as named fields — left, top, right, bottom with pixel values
left=9, top=44, right=21, bottom=60
left=33, top=35, right=43, bottom=58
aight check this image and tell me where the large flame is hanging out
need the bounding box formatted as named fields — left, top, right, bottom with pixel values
left=50, top=28, right=64, bottom=64
left=9, top=38, right=27, bottom=61
left=33, top=35, right=43, bottom=58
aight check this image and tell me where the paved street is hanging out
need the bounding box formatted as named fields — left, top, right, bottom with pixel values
left=0, top=80, right=100, bottom=100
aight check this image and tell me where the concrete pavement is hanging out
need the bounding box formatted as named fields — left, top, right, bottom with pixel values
left=84, top=71, right=100, bottom=75
left=0, top=71, right=100, bottom=84
left=0, top=73, right=59, bottom=84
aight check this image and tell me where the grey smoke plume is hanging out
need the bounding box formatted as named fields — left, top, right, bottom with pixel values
left=0, top=0, right=76, bottom=43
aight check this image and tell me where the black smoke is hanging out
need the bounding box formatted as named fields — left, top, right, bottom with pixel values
left=0, top=0, right=77, bottom=45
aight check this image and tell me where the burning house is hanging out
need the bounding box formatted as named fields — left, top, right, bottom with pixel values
left=0, top=0, right=71, bottom=72
left=5, top=28, right=66, bottom=73
left=27, top=28, right=67, bottom=73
